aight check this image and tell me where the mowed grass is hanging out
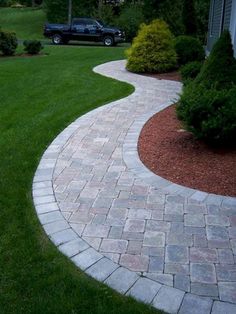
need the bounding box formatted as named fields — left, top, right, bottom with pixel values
left=0, top=46, right=163, bottom=314
left=0, top=7, right=45, bottom=39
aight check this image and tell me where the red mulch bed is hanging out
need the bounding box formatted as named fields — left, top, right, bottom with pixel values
left=142, top=71, right=181, bottom=82
left=138, top=104, right=236, bottom=197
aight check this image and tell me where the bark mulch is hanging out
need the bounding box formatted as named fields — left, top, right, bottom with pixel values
left=138, top=104, right=236, bottom=197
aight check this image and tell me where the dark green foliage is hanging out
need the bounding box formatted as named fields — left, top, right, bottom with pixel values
left=177, top=84, right=236, bottom=145
left=0, top=30, right=17, bottom=55
left=195, top=0, right=211, bottom=43
left=126, top=19, right=177, bottom=73
left=158, top=0, right=184, bottom=36
left=23, top=40, right=43, bottom=54
left=182, top=0, right=197, bottom=35
left=0, top=0, right=12, bottom=6
left=116, top=3, right=144, bottom=41
left=44, top=0, right=98, bottom=23
left=92, top=3, right=115, bottom=26
left=196, top=30, right=236, bottom=89
left=180, top=61, right=203, bottom=83
left=174, top=35, right=205, bottom=65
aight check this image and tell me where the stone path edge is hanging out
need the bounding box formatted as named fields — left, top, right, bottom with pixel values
left=32, top=60, right=236, bottom=314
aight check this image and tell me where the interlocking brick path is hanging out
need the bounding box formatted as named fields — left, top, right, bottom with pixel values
left=33, top=60, right=236, bottom=314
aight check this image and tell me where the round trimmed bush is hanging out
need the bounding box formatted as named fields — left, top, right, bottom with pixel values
left=174, top=35, right=205, bottom=65
left=126, top=19, right=177, bottom=73
left=180, top=61, right=203, bottom=84
left=177, top=83, right=236, bottom=145
left=23, top=40, right=43, bottom=55
left=0, top=30, right=17, bottom=56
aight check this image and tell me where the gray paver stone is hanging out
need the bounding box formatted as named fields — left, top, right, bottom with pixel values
left=100, top=239, right=128, bottom=253
left=44, top=220, right=69, bottom=235
left=105, top=267, right=139, bottom=294
left=179, top=293, right=212, bottom=314
left=190, top=248, right=218, bottom=263
left=191, top=263, right=216, bottom=284
left=211, top=301, right=236, bottom=314
left=165, top=245, right=189, bottom=264
left=143, top=231, right=165, bottom=247
left=174, top=275, right=190, bottom=292
left=218, top=282, right=236, bottom=303
left=58, top=238, right=89, bottom=257
left=72, top=248, right=103, bottom=270
left=152, top=286, right=185, bottom=314
left=50, top=228, right=78, bottom=246
left=86, top=257, right=118, bottom=281
left=120, top=254, right=149, bottom=272
left=184, top=214, right=205, bottom=227
left=124, top=219, right=145, bottom=233
left=191, top=283, right=219, bottom=297
left=127, top=277, right=161, bottom=303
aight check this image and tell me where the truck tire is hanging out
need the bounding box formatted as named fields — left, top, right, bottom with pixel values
left=103, top=35, right=114, bottom=47
left=52, top=34, right=63, bottom=45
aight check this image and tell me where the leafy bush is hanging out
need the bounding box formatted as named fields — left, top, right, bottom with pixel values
left=174, top=35, right=205, bottom=65
left=196, top=30, right=236, bottom=89
left=180, top=61, right=203, bottom=83
left=177, top=84, right=236, bottom=144
left=0, top=30, right=17, bottom=56
left=116, top=4, right=144, bottom=42
left=23, top=40, right=43, bottom=54
left=126, top=19, right=177, bottom=73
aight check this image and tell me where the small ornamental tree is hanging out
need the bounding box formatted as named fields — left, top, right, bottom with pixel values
left=196, top=30, right=236, bottom=89
left=126, top=19, right=177, bottom=73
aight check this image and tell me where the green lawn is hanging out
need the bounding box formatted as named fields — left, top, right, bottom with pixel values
left=0, top=45, right=163, bottom=314
left=0, top=7, right=46, bottom=39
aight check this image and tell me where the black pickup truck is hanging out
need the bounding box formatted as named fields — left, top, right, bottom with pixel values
left=44, top=17, right=125, bottom=46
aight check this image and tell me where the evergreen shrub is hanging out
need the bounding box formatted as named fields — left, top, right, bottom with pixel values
left=177, top=31, right=236, bottom=145
left=23, top=40, right=43, bottom=54
left=174, top=35, right=205, bottom=65
left=180, top=61, right=203, bottom=83
left=195, top=30, right=236, bottom=89
left=0, top=30, right=17, bottom=56
left=126, top=19, right=177, bottom=73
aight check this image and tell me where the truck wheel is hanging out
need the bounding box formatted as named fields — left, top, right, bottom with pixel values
left=52, top=34, right=63, bottom=45
left=103, top=36, right=114, bottom=47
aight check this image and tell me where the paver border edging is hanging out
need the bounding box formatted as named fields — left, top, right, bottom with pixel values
left=32, top=60, right=236, bottom=314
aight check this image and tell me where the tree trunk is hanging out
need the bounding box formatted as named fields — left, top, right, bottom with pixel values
left=68, top=0, right=72, bottom=25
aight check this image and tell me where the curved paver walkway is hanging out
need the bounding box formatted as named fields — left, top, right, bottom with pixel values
left=33, top=60, right=236, bottom=314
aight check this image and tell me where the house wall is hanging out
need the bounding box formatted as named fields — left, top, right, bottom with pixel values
left=207, top=0, right=236, bottom=57
left=230, top=0, right=236, bottom=56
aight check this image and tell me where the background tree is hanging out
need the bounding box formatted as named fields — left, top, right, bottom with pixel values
left=182, top=0, right=197, bottom=35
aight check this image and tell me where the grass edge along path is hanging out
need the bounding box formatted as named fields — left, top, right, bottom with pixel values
left=0, top=46, right=163, bottom=314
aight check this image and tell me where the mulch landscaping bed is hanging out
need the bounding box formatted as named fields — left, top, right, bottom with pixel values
left=142, top=71, right=181, bottom=82
left=138, top=103, right=236, bottom=197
